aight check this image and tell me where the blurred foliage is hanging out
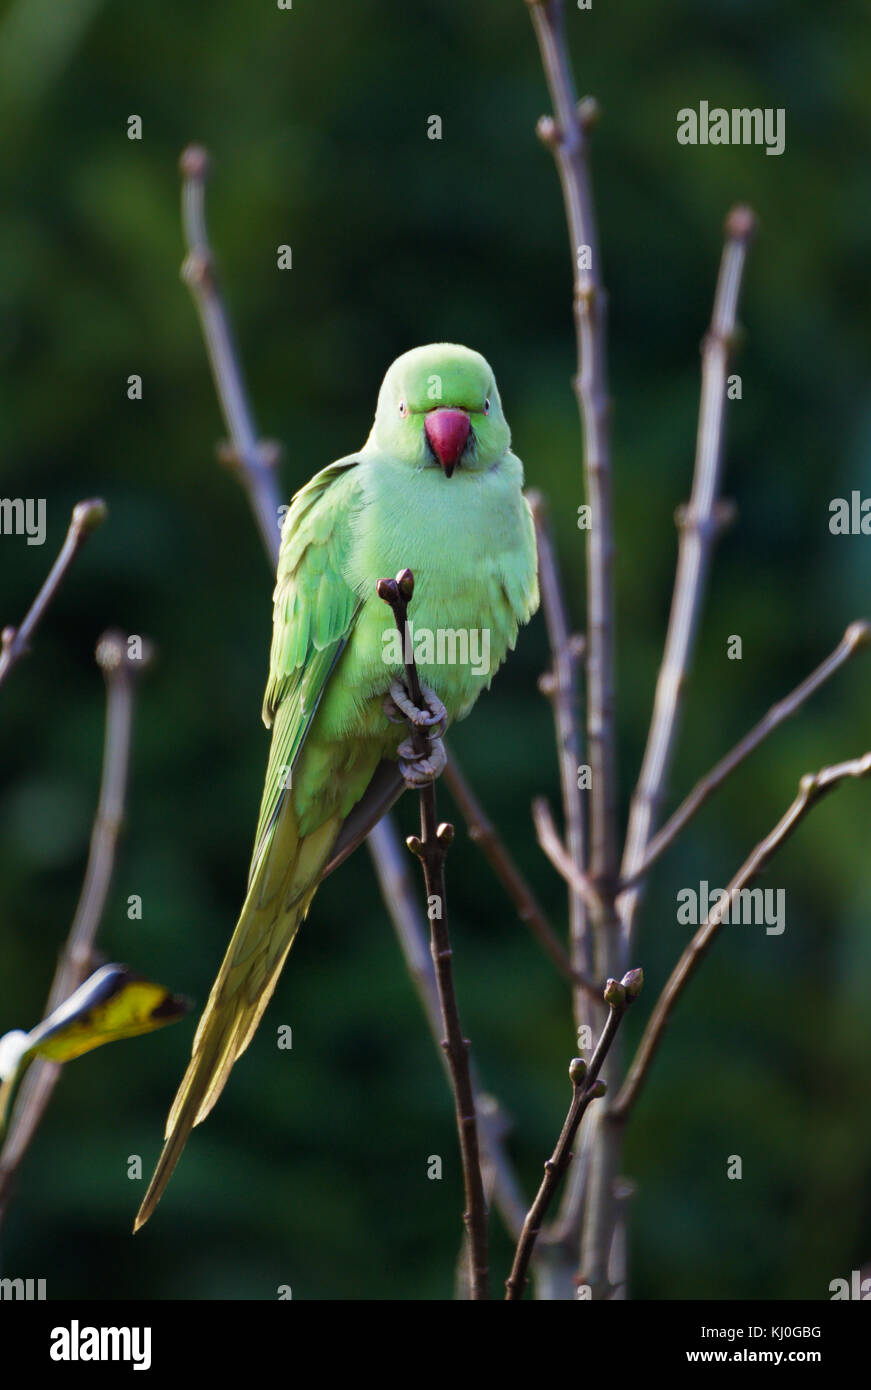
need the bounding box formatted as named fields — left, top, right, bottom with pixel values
left=0, top=0, right=869, bottom=1300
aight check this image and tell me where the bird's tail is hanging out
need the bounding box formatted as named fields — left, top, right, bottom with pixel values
left=133, top=809, right=339, bottom=1232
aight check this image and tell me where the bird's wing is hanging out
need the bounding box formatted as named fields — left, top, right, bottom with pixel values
left=247, top=455, right=364, bottom=886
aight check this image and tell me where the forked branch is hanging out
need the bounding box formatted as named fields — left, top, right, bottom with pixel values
left=0, top=631, right=152, bottom=1221
left=614, top=752, right=871, bottom=1119
left=620, top=207, right=756, bottom=948
left=505, top=969, right=643, bottom=1300
left=620, top=621, right=871, bottom=890
left=0, top=499, right=106, bottom=690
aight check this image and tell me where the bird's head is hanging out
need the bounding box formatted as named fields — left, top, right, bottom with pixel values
left=368, top=343, right=510, bottom=476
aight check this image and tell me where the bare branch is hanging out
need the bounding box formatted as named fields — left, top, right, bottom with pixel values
left=526, top=3, right=618, bottom=898
left=614, top=752, right=871, bottom=1120
left=526, top=490, right=611, bottom=1286
left=0, top=499, right=106, bottom=691
left=620, top=620, right=871, bottom=890
left=619, top=206, right=756, bottom=949
left=505, top=969, right=643, bottom=1300
left=532, top=796, right=602, bottom=932
left=378, top=568, right=489, bottom=1299
left=368, top=814, right=528, bottom=1242
left=527, top=491, right=592, bottom=996
left=443, top=752, right=589, bottom=992
left=0, top=631, right=151, bottom=1221
left=179, top=145, right=282, bottom=567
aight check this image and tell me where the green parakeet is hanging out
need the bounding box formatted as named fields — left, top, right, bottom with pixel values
left=134, top=343, right=539, bottom=1230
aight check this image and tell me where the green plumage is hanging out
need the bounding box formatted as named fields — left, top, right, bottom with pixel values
left=135, top=343, right=539, bottom=1229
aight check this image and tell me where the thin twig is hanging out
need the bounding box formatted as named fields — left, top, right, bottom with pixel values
left=0, top=499, right=106, bottom=690
left=619, top=206, right=757, bottom=951
left=540, top=1112, right=596, bottom=1248
left=505, top=969, right=643, bottom=1300
left=620, top=620, right=871, bottom=891
left=532, top=796, right=601, bottom=926
left=521, top=490, right=604, bottom=1286
left=613, top=752, right=871, bottom=1120
left=369, top=814, right=528, bottom=1242
left=179, top=144, right=282, bottom=567
left=443, top=753, right=594, bottom=994
left=0, top=631, right=151, bottom=1221
left=377, top=569, right=489, bottom=1300
left=527, top=3, right=618, bottom=902
left=526, top=492, right=591, bottom=996
left=528, top=489, right=605, bottom=1265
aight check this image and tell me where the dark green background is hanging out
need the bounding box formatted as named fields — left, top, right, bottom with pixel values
left=0, top=0, right=869, bottom=1299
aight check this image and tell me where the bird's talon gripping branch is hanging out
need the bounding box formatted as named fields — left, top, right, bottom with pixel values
left=382, top=686, right=406, bottom=724
left=398, top=733, right=447, bottom=788
left=384, top=677, right=447, bottom=735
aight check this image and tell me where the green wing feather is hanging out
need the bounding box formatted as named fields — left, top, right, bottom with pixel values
left=248, top=456, right=362, bottom=883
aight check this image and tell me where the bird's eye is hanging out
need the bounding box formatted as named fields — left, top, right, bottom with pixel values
left=398, top=400, right=407, bottom=418
left=483, top=398, right=491, bottom=415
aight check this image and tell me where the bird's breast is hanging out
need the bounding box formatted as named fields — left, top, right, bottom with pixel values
left=317, top=453, right=530, bottom=739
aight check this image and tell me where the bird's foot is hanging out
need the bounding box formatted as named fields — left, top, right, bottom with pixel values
left=383, top=678, right=447, bottom=738
left=397, top=733, right=447, bottom=788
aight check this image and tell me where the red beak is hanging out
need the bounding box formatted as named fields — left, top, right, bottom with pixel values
left=424, top=408, right=470, bottom=477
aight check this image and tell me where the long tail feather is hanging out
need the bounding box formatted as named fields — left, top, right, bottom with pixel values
left=134, top=813, right=338, bottom=1232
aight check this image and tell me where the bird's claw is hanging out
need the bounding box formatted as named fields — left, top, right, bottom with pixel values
left=398, top=733, right=447, bottom=789
left=383, top=678, right=447, bottom=737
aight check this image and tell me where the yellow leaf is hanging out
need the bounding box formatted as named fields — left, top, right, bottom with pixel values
left=26, top=964, right=188, bottom=1063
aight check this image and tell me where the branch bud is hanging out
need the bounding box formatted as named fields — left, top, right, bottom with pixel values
left=620, top=967, right=644, bottom=1000
left=71, top=498, right=108, bottom=537
left=180, top=144, right=210, bottom=181
left=536, top=115, right=559, bottom=148
left=844, top=620, right=871, bottom=652
left=725, top=204, right=757, bottom=242
left=396, top=568, right=415, bottom=601
left=258, top=440, right=282, bottom=472
left=96, top=629, right=154, bottom=676
left=577, top=96, right=601, bottom=131
left=376, top=577, right=399, bottom=604
left=603, top=977, right=626, bottom=1008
